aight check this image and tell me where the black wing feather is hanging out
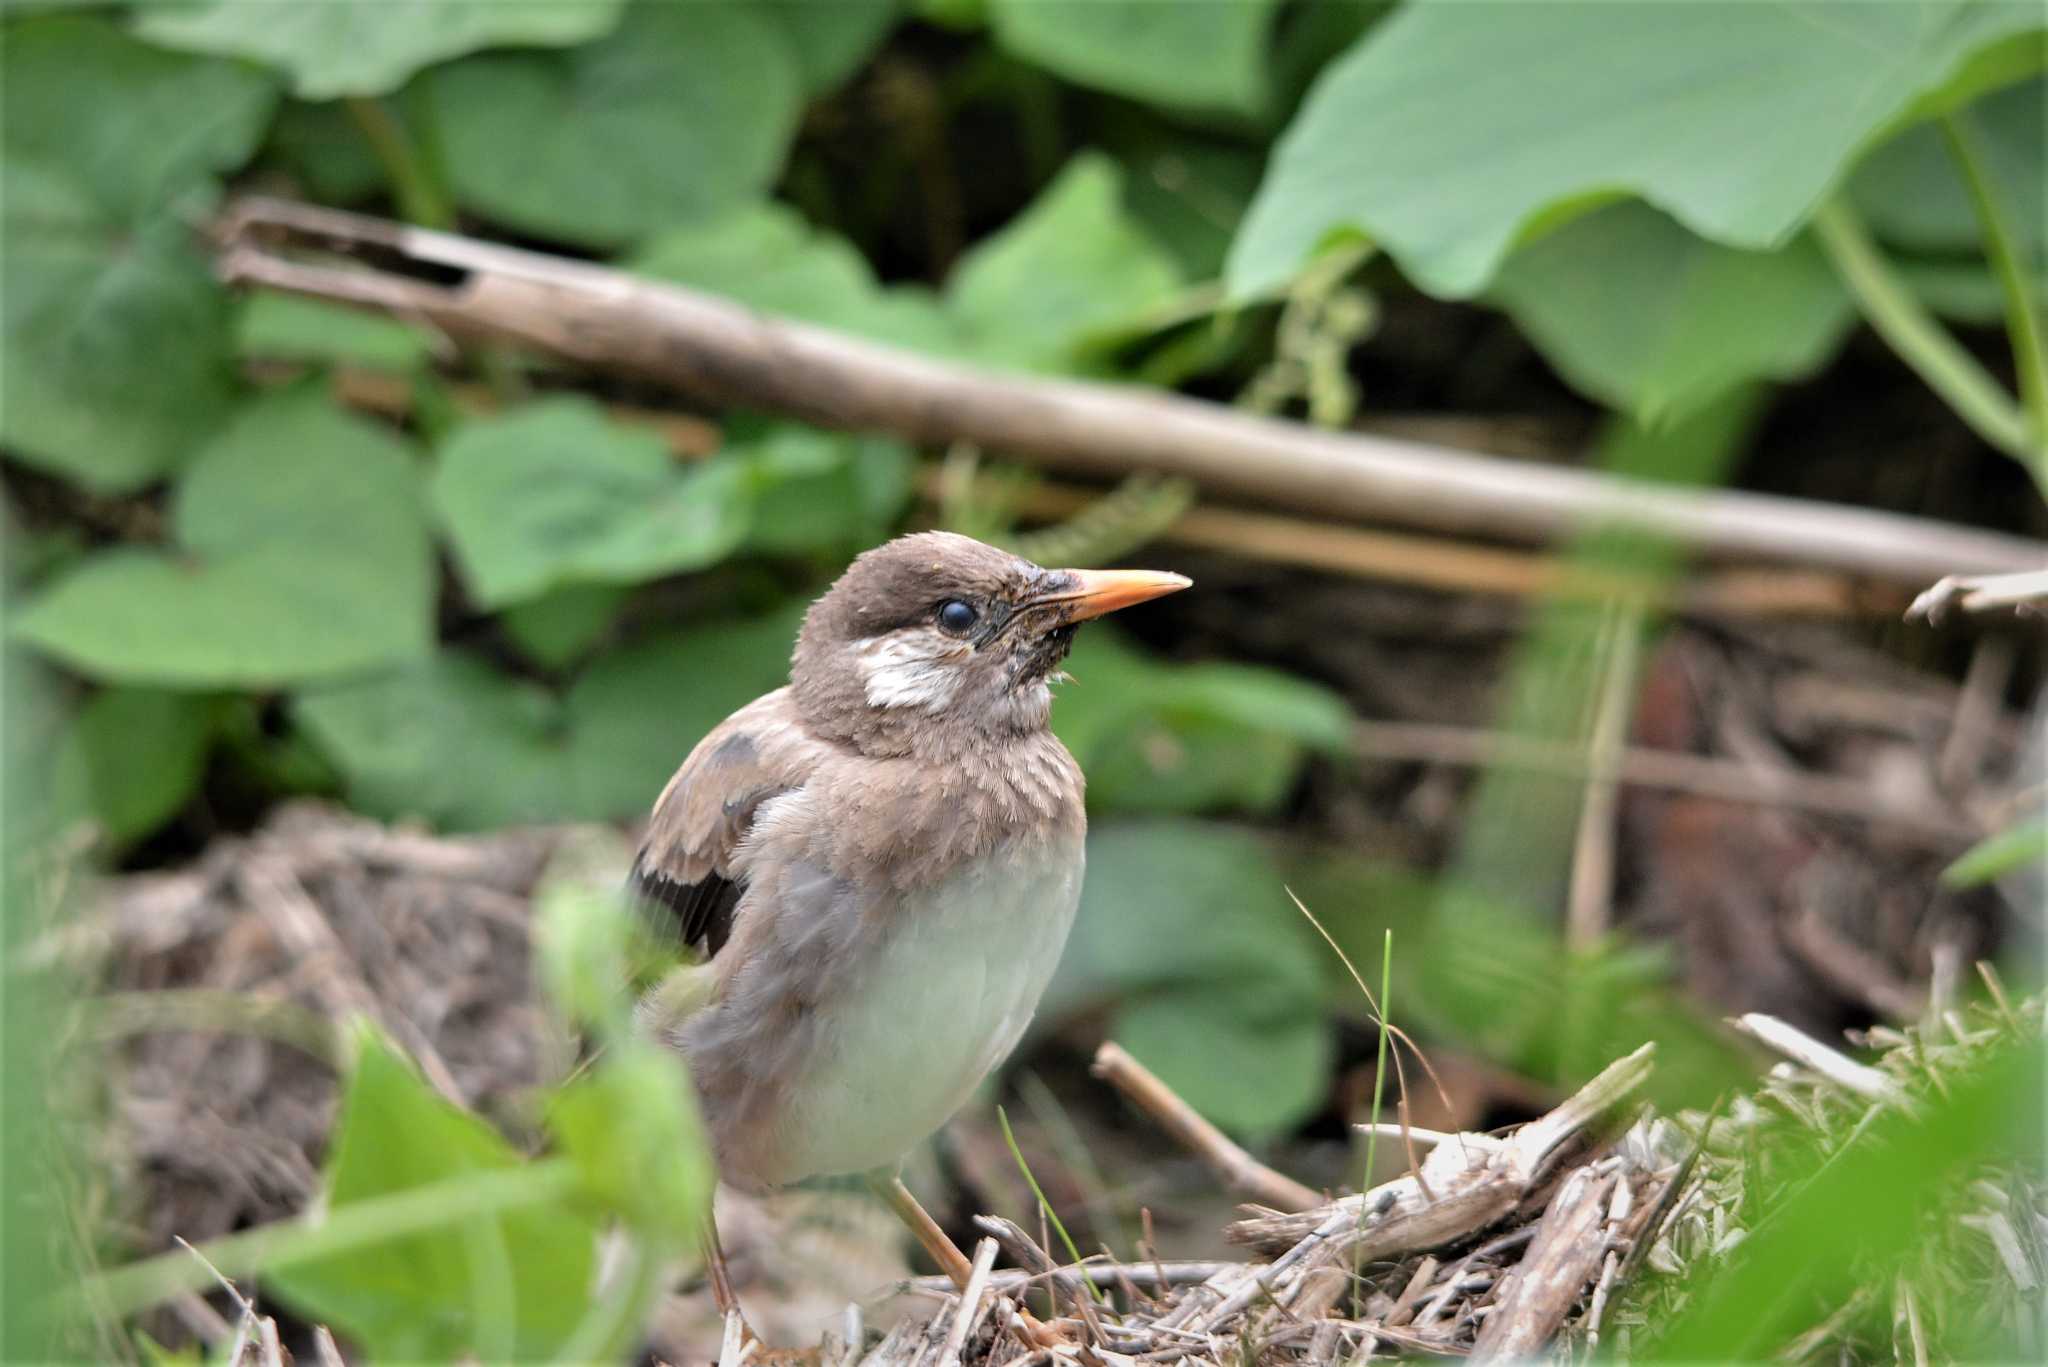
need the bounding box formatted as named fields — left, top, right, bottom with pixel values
left=630, top=857, right=741, bottom=959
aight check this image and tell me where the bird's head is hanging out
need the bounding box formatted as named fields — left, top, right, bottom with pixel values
left=791, top=531, right=1190, bottom=754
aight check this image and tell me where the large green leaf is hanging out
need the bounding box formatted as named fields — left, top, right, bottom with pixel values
left=726, top=423, right=914, bottom=557
left=1047, top=821, right=1329, bottom=1134
left=500, top=584, right=632, bottom=672
left=636, top=171, right=1187, bottom=375
left=50, top=689, right=218, bottom=848
left=1854, top=74, right=2046, bottom=257
left=1052, top=628, right=1350, bottom=815
left=1229, top=0, right=2047, bottom=299
left=1110, top=129, right=1265, bottom=280
left=948, top=153, right=1184, bottom=371
left=13, top=391, right=434, bottom=687
left=631, top=202, right=955, bottom=352
left=431, top=2, right=804, bottom=248
left=295, top=607, right=802, bottom=830
left=1490, top=201, right=1855, bottom=420
left=758, top=0, right=898, bottom=93
left=267, top=1032, right=599, bottom=1362
left=3, top=15, right=276, bottom=221
left=133, top=0, right=628, bottom=99
left=988, top=0, right=1280, bottom=115
left=1, top=16, right=275, bottom=490
left=631, top=158, right=1198, bottom=375
left=430, top=398, right=752, bottom=609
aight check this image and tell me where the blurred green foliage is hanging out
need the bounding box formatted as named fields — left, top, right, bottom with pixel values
left=269, top=1029, right=603, bottom=1362
left=1229, top=0, right=2042, bottom=299
left=4, top=2, right=2044, bottom=1354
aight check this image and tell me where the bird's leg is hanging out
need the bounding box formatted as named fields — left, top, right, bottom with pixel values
left=702, top=1210, right=757, bottom=1346
left=864, top=1170, right=974, bottom=1287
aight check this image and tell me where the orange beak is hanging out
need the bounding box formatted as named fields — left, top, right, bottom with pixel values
left=1036, top=567, right=1192, bottom=621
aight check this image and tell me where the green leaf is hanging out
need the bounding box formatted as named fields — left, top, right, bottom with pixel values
left=989, top=0, right=1280, bottom=115
left=533, top=848, right=645, bottom=1032
left=1111, top=131, right=1264, bottom=280
left=1, top=16, right=276, bottom=490
left=1853, top=73, right=2046, bottom=259
left=501, top=584, right=630, bottom=672
left=631, top=202, right=956, bottom=352
left=266, top=98, right=387, bottom=203
left=1490, top=201, right=1855, bottom=420
left=1229, top=0, right=2048, bottom=299
left=1942, top=813, right=2048, bottom=887
left=551, top=1038, right=715, bottom=1242
left=1896, top=257, right=2048, bottom=322
left=635, top=165, right=1193, bottom=377
left=1052, top=629, right=1349, bottom=815
left=757, top=0, right=898, bottom=93
left=4, top=15, right=277, bottom=222
left=1048, top=821, right=1329, bottom=1133
left=235, top=293, right=435, bottom=373
left=268, top=1031, right=599, bottom=1363
left=13, top=390, right=435, bottom=687
left=430, top=398, right=752, bottom=608
left=431, top=2, right=804, bottom=248
left=729, top=424, right=914, bottom=556
left=949, top=153, right=1184, bottom=372
left=134, top=0, right=629, bottom=99
left=51, top=689, right=218, bottom=847
left=1113, top=984, right=1329, bottom=1136
left=295, top=607, right=803, bottom=830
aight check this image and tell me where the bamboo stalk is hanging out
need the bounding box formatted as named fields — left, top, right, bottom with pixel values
left=216, top=197, right=2048, bottom=586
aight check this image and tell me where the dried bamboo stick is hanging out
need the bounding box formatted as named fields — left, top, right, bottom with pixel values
left=1091, top=1041, right=1322, bottom=1212
left=1351, top=718, right=1978, bottom=839
left=216, top=197, right=2048, bottom=586
left=273, top=360, right=1885, bottom=615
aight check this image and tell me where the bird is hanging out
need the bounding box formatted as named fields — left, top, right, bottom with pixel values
left=628, top=530, right=1189, bottom=1311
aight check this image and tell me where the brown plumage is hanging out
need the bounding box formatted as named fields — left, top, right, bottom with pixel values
left=629, top=532, right=1187, bottom=1192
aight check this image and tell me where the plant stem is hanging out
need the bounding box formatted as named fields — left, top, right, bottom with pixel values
left=1359, top=929, right=1394, bottom=1196
left=1941, top=111, right=2048, bottom=458
left=76, top=1158, right=581, bottom=1319
left=995, top=1105, right=1096, bottom=1298
left=344, top=96, right=455, bottom=230
left=1811, top=197, right=2033, bottom=470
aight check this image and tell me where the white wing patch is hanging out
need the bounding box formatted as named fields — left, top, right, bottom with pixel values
left=857, top=628, right=969, bottom=711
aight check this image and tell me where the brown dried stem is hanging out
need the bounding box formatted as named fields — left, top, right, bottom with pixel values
left=215, top=196, right=2048, bottom=585
left=1091, top=1041, right=1322, bottom=1213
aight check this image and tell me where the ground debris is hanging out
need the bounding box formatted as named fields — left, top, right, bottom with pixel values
left=881, top=1006, right=2043, bottom=1366
left=81, top=804, right=2044, bottom=1363
left=84, top=803, right=563, bottom=1251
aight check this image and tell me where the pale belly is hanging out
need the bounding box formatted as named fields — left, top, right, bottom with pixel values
left=774, top=844, right=1082, bottom=1181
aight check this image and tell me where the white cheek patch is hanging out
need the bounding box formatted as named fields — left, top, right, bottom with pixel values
left=857, top=629, right=970, bottom=711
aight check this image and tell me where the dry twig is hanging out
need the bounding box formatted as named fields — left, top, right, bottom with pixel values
left=1091, top=1042, right=1322, bottom=1212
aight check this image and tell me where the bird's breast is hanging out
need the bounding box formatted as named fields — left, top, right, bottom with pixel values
left=762, top=831, right=1084, bottom=1184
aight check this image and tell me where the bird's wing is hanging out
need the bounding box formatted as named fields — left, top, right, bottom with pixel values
left=629, top=687, right=823, bottom=959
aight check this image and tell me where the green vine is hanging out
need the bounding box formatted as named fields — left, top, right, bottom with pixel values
left=1812, top=197, right=2036, bottom=485
left=1940, top=110, right=2048, bottom=462
left=344, top=96, right=455, bottom=231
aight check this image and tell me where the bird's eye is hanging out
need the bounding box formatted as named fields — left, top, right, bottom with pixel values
left=936, top=599, right=979, bottom=634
